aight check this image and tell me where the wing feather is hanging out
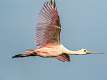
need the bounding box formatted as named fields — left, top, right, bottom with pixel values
left=56, top=53, right=70, bottom=62
left=36, top=0, right=61, bottom=48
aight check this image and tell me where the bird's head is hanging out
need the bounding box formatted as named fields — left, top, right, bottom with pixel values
left=79, top=48, right=104, bottom=55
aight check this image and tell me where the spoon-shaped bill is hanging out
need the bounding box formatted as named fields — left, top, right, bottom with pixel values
left=86, top=50, right=104, bottom=54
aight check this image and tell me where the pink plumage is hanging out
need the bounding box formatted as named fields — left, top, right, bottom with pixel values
left=12, top=0, right=99, bottom=62
left=36, top=0, right=61, bottom=49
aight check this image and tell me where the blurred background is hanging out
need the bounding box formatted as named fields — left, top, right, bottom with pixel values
left=0, top=0, right=107, bottom=80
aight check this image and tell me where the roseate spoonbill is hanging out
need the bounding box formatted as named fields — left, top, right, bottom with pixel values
left=12, top=0, right=103, bottom=62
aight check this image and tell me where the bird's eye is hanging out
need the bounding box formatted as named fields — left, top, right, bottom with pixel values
left=84, top=50, right=87, bottom=52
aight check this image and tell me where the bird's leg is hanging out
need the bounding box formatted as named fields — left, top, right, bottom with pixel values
left=12, top=49, right=37, bottom=58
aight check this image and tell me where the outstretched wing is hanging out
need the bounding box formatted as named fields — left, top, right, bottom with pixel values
left=36, top=0, right=61, bottom=48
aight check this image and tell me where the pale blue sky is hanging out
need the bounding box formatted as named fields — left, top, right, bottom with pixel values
left=0, top=0, right=107, bottom=80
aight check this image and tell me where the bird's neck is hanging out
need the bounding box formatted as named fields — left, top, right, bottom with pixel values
left=67, top=50, right=78, bottom=54
left=60, top=44, right=82, bottom=55
left=66, top=50, right=81, bottom=55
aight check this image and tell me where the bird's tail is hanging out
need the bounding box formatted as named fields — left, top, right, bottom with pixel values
left=12, top=50, right=36, bottom=58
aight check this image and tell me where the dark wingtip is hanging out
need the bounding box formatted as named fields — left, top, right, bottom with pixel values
left=12, top=54, right=27, bottom=58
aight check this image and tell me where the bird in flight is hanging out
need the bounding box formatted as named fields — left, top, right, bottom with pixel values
left=12, top=0, right=103, bottom=62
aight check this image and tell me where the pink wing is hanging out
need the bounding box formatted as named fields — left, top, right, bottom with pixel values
left=56, top=53, right=70, bottom=62
left=36, top=0, right=61, bottom=48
